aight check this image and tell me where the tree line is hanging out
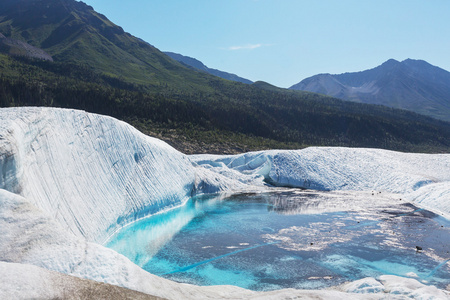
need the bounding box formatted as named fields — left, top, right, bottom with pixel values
left=1, top=54, right=449, bottom=153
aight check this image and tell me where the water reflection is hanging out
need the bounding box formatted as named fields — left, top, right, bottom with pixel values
left=266, top=191, right=339, bottom=215
left=228, top=190, right=383, bottom=215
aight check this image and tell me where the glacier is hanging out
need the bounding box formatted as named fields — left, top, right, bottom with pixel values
left=0, top=107, right=449, bottom=299
left=192, top=148, right=450, bottom=218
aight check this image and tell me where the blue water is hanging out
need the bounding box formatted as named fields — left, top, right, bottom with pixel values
left=107, top=191, right=450, bottom=291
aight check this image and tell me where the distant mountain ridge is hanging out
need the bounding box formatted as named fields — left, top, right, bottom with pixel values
left=290, top=59, right=450, bottom=122
left=164, top=51, right=253, bottom=84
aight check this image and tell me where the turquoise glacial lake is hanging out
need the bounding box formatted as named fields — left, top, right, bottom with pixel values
left=107, top=190, right=450, bottom=291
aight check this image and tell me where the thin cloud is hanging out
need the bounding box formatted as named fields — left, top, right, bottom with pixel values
left=228, top=44, right=263, bottom=51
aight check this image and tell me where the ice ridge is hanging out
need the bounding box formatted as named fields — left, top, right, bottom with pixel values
left=0, top=107, right=196, bottom=243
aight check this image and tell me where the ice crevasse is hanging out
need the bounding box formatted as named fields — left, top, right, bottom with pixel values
left=1, top=107, right=449, bottom=299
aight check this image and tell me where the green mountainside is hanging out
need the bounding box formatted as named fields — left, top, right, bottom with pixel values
left=0, top=0, right=449, bottom=154
left=0, top=0, right=217, bottom=91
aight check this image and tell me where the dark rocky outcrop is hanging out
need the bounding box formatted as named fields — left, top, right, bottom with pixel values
left=0, top=35, right=53, bottom=61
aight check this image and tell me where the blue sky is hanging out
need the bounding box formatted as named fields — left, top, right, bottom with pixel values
left=82, top=0, right=450, bottom=88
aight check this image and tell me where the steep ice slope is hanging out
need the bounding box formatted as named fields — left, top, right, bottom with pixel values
left=0, top=107, right=196, bottom=243
left=192, top=148, right=450, bottom=216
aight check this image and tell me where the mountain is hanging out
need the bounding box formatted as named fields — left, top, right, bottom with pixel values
left=164, top=51, right=253, bottom=84
left=0, top=0, right=215, bottom=90
left=290, top=59, right=450, bottom=122
left=1, top=0, right=450, bottom=153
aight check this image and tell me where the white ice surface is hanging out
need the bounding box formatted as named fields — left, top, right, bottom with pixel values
left=192, top=148, right=450, bottom=217
left=1, top=107, right=449, bottom=299
left=0, top=107, right=196, bottom=243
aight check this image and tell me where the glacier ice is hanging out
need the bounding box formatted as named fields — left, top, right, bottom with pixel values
left=1, top=107, right=449, bottom=299
left=192, top=148, right=450, bottom=217
left=0, top=107, right=196, bottom=243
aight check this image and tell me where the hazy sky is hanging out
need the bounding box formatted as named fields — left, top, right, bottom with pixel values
left=82, top=0, right=450, bottom=88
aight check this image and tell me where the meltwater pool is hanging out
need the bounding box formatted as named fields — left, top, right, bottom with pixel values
left=107, top=190, right=450, bottom=291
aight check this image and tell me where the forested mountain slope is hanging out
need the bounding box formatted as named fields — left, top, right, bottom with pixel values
left=1, top=0, right=449, bottom=153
